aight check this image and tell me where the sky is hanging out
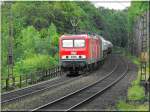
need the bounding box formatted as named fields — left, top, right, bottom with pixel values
left=90, top=0, right=131, bottom=10
left=0, top=0, right=131, bottom=10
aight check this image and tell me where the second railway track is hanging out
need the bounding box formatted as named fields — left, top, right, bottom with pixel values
left=1, top=56, right=112, bottom=105
left=31, top=56, right=128, bottom=111
left=1, top=74, right=84, bottom=104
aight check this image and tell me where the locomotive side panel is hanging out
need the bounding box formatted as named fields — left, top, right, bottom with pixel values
left=97, top=36, right=103, bottom=61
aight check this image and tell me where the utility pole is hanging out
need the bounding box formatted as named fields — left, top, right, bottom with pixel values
left=140, top=12, right=148, bottom=83
left=7, top=1, right=15, bottom=89
left=70, top=17, right=79, bottom=33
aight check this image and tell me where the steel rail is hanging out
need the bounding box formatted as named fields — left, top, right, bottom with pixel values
left=67, top=58, right=128, bottom=111
left=2, top=55, right=112, bottom=105
left=1, top=75, right=83, bottom=104
left=2, top=74, right=63, bottom=95
left=31, top=59, right=119, bottom=111
left=2, top=67, right=62, bottom=95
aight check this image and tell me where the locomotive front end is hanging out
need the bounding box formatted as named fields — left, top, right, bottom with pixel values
left=59, top=35, right=88, bottom=74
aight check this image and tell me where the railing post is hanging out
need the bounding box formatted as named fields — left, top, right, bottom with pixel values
left=46, top=70, right=47, bottom=77
left=41, top=71, right=43, bottom=81
left=55, top=67, right=57, bottom=76
left=32, top=73, right=34, bottom=84
left=50, top=69, right=52, bottom=77
left=57, top=66, right=59, bottom=75
left=54, top=68, right=56, bottom=77
left=32, top=72, right=34, bottom=84
left=13, top=77, right=15, bottom=87
left=40, top=71, right=42, bottom=81
left=19, top=75, right=22, bottom=88
left=60, top=66, right=61, bottom=76
left=54, top=68, right=55, bottom=76
left=6, top=78, right=9, bottom=90
left=49, top=69, right=50, bottom=75
left=34, top=71, right=36, bottom=83
left=26, top=74, right=28, bottom=86
left=50, top=69, right=51, bottom=78
left=48, top=69, right=50, bottom=79
left=45, top=70, right=46, bottom=77
left=52, top=69, right=53, bottom=77
left=35, top=71, right=37, bottom=83
left=39, top=71, right=41, bottom=81
left=30, top=73, right=33, bottom=84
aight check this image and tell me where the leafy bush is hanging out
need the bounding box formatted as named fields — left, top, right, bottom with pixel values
left=129, top=56, right=140, bottom=65
left=14, top=54, right=58, bottom=76
left=128, top=85, right=145, bottom=101
left=117, top=100, right=149, bottom=111
left=132, top=71, right=141, bottom=86
left=117, top=101, right=135, bottom=111
left=54, top=53, right=59, bottom=62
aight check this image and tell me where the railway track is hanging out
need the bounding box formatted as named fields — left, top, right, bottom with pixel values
left=1, top=57, right=107, bottom=105
left=31, top=56, right=128, bottom=111
left=69, top=58, right=128, bottom=111
left=1, top=74, right=83, bottom=104
left=1, top=55, right=117, bottom=111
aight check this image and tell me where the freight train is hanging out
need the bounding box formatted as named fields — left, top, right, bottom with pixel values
left=59, top=34, right=113, bottom=75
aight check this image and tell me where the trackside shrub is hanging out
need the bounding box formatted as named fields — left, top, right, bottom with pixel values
left=132, top=71, right=140, bottom=86
left=128, top=85, right=145, bottom=101
left=14, top=54, right=58, bottom=76
left=117, top=100, right=149, bottom=111
left=117, top=101, right=135, bottom=111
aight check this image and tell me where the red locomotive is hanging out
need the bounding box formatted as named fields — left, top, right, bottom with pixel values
left=59, top=34, right=112, bottom=75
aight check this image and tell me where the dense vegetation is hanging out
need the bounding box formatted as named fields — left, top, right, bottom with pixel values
left=1, top=1, right=128, bottom=78
left=128, top=1, right=149, bottom=31
left=127, top=1, right=149, bottom=55
left=1, top=1, right=148, bottom=79
left=116, top=1, right=149, bottom=111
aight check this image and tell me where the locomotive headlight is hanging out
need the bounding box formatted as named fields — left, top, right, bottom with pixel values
left=81, top=55, right=86, bottom=59
left=61, top=56, right=66, bottom=59
left=61, top=55, right=86, bottom=59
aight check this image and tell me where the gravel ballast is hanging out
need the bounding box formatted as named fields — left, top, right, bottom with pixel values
left=74, top=57, right=138, bottom=111
left=2, top=55, right=117, bottom=111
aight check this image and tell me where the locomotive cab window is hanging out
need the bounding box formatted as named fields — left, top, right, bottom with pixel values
left=62, top=40, right=73, bottom=47
left=74, top=39, right=85, bottom=47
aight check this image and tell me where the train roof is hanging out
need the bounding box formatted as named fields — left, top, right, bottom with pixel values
left=61, top=34, right=88, bottom=38
left=60, top=34, right=113, bottom=45
left=61, top=34, right=98, bottom=39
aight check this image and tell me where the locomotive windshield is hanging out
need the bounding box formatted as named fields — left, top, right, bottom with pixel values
left=62, top=39, right=85, bottom=48
left=74, top=39, right=85, bottom=47
left=62, top=40, right=73, bottom=47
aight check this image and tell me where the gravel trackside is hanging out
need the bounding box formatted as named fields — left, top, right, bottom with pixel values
left=74, top=57, right=138, bottom=111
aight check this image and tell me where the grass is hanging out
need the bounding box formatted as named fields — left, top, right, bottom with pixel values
left=117, top=100, right=149, bottom=111
left=116, top=70, right=148, bottom=111
left=125, top=52, right=140, bottom=65
left=128, top=85, right=145, bottom=101
left=132, top=71, right=141, bottom=85
left=127, top=71, right=145, bottom=101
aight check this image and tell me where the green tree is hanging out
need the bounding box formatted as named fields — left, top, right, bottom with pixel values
left=20, top=26, right=40, bottom=58
left=48, top=23, right=59, bottom=56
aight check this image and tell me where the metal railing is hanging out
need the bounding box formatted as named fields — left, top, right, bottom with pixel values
left=1, top=66, right=63, bottom=91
